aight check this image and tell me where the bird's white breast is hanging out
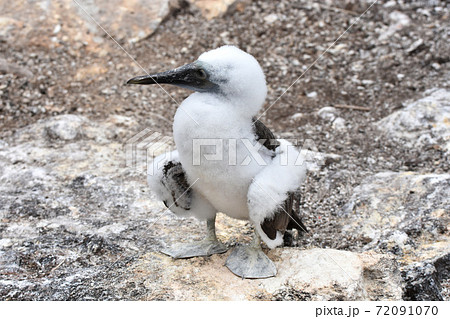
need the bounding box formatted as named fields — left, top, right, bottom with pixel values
left=173, top=94, right=270, bottom=219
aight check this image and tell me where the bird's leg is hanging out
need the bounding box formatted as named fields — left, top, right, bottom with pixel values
left=161, top=216, right=227, bottom=259
left=205, top=218, right=219, bottom=241
left=225, top=229, right=277, bottom=279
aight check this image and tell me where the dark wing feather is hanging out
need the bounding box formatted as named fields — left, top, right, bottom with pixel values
left=161, top=161, right=192, bottom=210
left=253, top=118, right=307, bottom=241
left=252, top=118, right=280, bottom=152
left=261, top=189, right=308, bottom=240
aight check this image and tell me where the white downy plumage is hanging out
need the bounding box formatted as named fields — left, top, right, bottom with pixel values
left=248, top=140, right=307, bottom=248
left=146, top=46, right=307, bottom=249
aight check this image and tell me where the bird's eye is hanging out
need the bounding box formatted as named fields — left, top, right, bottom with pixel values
left=196, top=69, right=207, bottom=80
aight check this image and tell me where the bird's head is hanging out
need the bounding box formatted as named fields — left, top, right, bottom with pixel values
left=127, top=46, right=267, bottom=115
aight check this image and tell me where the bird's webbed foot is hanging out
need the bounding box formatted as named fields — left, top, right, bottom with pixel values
left=225, top=232, right=277, bottom=279
left=161, top=237, right=227, bottom=259
left=161, top=217, right=227, bottom=259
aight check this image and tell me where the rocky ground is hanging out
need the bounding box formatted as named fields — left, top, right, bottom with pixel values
left=0, top=0, right=449, bottom=300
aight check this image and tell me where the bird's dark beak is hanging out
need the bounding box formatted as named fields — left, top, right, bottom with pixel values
left=127, top=63, right=217, bottom=92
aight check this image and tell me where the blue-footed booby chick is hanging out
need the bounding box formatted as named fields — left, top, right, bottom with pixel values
left=127, top=46, right=307, bottom=279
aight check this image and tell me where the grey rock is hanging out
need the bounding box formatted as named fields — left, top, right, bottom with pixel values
left=302, top=150, right=342, bottom=172
left=340, top=171, right=449, bottom=299
left=340, top=171, right=449, bottom=259
left=332, top=117, right=346, bottom=131
left=406, top=38, right=425, bottom=55
left=402, top=253, right=449, bottom=301
left=131, top=248, right=402, bottom=300
left=377, top=89, right=450, bottom=154
left=1, top=0, right=173, bottom=45
left=263, top=13, right=278, bottom=24
left=44, top=114, right=85, bottom=141
left=431, top=63, right=441, bottom=71
left=0, top=115, right=165, bottom=300
left=188, top=0, right=248, bottom=20
left=306, top=91, right=318, bottom=98
left=317, top=106, right=337, bottom=122
left=0, top=58, right=33, bottom=78
left=378, top=11, right=411, bottom=41
left=0, top=115, right=401, bottom=300
left=291, top=113, right=305, bottom=120
left=262, top=249, right=402, bottom=301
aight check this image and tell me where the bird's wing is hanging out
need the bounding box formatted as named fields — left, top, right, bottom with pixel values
left=252, top=118, right=280, bottom=152
left=247, top=137, right=308, bottom=249
left=260, top=189, right=308, bottom=240
left=147, top=151, right=217, bottom=220
left=160, top=160, right=192, bottom=210
left=251, top=119, right=307, bottom=237
left=251, top=119, right=306, bottom=237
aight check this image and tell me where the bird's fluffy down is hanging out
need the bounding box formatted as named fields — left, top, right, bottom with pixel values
left=197, top=45, right=267, bottom=117
left=147, top=46, right=307, bottom=248
left=247, top=140, right=307, bottom=248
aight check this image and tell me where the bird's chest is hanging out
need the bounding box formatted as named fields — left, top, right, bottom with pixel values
left=173, top=106, right=256, bottom=177
left=172, top=102, right=263, bottom=217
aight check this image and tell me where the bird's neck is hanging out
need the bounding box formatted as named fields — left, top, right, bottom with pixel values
left=195, top=91, right=264, bottom=120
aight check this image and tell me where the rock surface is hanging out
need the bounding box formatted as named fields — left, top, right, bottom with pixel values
left=339, top=171, right=449, bottom=301
left=377, top=89, right=450, bottom=154
left=188, top=0, right=248, bottom=20
left=0, top=111, right=446, bottom=300
left=340, top=172, right=449, bottom=260
left=133, top=248, right=402, bottom=300
left=0, top=115, right=401, bottom=300
left=402, top=253, right=450, bottom=301
left=0, top=0, right=173, bottom=45
left=0, top=58, right=33, bottom=78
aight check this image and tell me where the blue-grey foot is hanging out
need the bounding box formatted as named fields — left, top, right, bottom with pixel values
left=225, top=231, right=277, bottom=279
left=161, top=218, right=228, bottom=259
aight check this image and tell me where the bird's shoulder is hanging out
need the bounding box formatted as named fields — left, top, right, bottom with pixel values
left=251, top=117, right=280, bottom=152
